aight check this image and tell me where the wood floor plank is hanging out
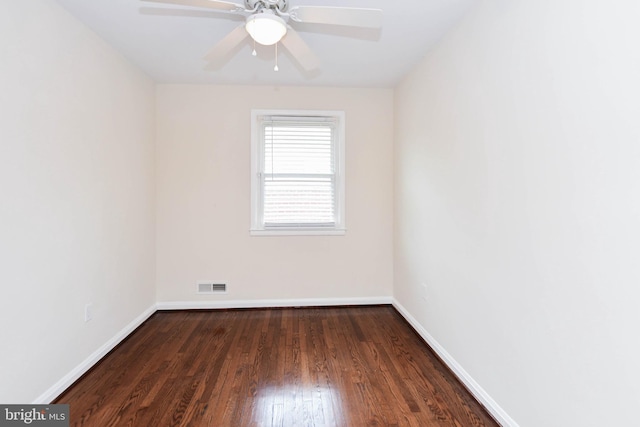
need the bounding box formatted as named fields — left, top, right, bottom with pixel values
left=55, top=306, right=499, bottom=427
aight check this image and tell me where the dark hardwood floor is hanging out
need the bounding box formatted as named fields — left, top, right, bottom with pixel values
left=54, top=306, right=499, bottom=426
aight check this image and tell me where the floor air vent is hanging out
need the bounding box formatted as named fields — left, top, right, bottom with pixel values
left=197, top=282, right=227, bottom=294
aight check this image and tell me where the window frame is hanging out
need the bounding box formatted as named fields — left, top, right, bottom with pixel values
left=250, top=109, right=346, bottom=236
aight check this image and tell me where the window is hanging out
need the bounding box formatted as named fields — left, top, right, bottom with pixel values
left=251, top=110, right=345, bottom=235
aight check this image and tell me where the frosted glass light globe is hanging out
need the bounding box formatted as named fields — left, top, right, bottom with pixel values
left=246, top=13, right=287, bottom=46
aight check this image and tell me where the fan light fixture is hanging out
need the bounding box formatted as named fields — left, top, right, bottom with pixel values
left=245, top=13, right=287, bottom=46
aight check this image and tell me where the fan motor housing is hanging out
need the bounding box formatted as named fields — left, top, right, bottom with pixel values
left=245, top=0, right=288, bottom=12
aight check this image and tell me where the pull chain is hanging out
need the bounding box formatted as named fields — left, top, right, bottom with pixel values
left=274, top=42, right=279, bottom=71
left=252, top=38, right=257, bottom=56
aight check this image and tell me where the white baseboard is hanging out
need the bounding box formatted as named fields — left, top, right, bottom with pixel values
left=34, top=304, right=157, bottom=404
left=392, top=299, right=519, bottom=427
left=156, top=296, right=392, bottom=310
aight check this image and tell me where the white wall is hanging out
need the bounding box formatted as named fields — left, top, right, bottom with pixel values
left=394, top=1, right=640, bottom=426
left=0, top=1, right=156, bottom=403
left=156, top=85, right=393, bottom=304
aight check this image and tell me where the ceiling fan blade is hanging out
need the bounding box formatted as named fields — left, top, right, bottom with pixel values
left=141, top=0, right=243, bottom=13
left=289, top=6, right=382, bottom=29
left=204, top=24, right=248, bottom=63
left=280, top=28, right=320, bottom=72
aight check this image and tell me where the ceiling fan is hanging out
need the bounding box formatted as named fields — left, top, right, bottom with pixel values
left=141, top=0, right=383, bottom=72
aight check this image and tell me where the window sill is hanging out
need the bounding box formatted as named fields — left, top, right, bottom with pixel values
left=250, top=228, right=346, bottom=236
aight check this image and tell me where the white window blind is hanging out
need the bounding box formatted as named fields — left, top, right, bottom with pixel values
left=251, top=111, right=345, bottom=235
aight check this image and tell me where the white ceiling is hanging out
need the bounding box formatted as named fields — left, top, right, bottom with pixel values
left=54, top=0, right=475, bottom=88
